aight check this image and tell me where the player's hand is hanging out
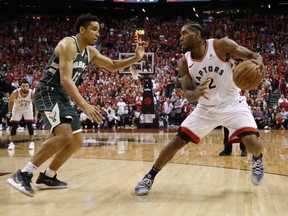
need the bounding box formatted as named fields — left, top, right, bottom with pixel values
left=196, top=77, right=211, bottom=100
left=6, top=113, right=12, bottom=118
left=134, top=41, right=148, bottom=61
left=251, top=58, right=266, bottom=77
left=83, top=104, right=105, bottom=124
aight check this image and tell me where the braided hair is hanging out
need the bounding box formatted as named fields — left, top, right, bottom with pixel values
left=186, top=22, right=205, bottom=45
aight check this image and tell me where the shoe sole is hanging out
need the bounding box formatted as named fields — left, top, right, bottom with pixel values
left=7, top=178, right=35, bottom=197
left=34, top=183, right=67, bottom=190
left=135, top=188, right=150, bottom=196
left=251, top=175, right=263, bottom=186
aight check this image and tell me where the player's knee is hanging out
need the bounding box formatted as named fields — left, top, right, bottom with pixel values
left=176, top=131, right=191, bottom=144
left=57, top=132, right=73, bottom=144
left=171, top=134, right=189, bottom=150
left=73, top=140, right=83, bottom=150
left=26, top=123, right=34, bottom=135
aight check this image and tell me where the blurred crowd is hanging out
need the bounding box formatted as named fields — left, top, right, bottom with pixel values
left=0, top=12, right=288, bottom=130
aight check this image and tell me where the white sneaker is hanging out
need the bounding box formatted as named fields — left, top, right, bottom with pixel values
left=28, top=142, right=35, bottom=150
left=8, top=142, right=15, bottom=150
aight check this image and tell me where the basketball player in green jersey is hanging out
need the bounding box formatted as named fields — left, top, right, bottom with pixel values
left=7, top=13, right=148, bottom=197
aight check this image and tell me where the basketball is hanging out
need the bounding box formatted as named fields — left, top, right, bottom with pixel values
left=232, top=60, right=264, bottom=90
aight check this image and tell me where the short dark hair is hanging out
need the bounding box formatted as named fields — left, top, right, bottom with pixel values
left=75, top=13, right=100, bottom=33
left=20, top=78, right=29, bottom=85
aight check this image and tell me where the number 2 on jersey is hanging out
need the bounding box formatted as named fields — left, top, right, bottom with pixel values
left=208, top=78, right=216, bottom=89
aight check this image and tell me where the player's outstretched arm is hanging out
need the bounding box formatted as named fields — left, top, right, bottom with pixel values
left=215, top=37, right=265, bottom=70
left=90, top=41, right=148, bottom=72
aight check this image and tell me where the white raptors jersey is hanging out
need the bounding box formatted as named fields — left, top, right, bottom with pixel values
left=184, top=39, right=241, bottom=106
left=12, top=88, right=33, bottom=111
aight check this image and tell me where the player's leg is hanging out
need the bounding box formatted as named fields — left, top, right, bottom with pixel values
left=219, top=127, right=232, bottom=156
left=6, top=91, right=76, bottom=197
left=135, top=108, right=217, bottom=196
left=226, top=102, right=264, bottom=186
left=239, top=142, right=247, bottom=156
left=34, top=107, right=82, bottom=189
left=135, top=134, right=188, bottom=196
left=35, top=132, right=83, bottom=189
left=7, top=111, right=22, bottom=150
left=23, top=109, right=35, bottom=150
left=240, top=134, right=263, bottom=185
left=7, top=123, right=18, bottom=150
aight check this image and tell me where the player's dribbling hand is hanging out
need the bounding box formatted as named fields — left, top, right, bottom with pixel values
left=135, top=41, right=148, bottom=60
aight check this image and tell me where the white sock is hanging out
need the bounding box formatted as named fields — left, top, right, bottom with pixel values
left=45, top=167, right=56, bottom=178
left=21, top=161, right=37, bottom=174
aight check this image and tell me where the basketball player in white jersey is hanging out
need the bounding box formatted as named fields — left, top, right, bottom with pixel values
left=6, top=79, right=37, bottom=151
left=135, top=22, right=265, bottom=195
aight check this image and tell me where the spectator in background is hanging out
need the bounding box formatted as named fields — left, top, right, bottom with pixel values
left=278, top=94, right=288, bottom=111
left=131, top=107, right=141, bottom=128
left=107, top=106, right=116, bottom=129
left=117, top=97, right=127, bottom=128
left=162, top=98, right=173, bottom=127
left=275, top=113, right=285, bottom=130
left=253, top=106, right=264, bottom=128
left=173, top=96, right=182, bottom=126
left=25, top=70, right=35, bottom=87
left=279, top=107, right=288, bottom=128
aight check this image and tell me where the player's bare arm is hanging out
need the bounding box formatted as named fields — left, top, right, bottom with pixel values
left=215, top=38, right=266, bottom=74
left=216, top=38, right=264, bottom=63
left=90, top=41, right=148, bottom=72
left=56, top=38, right=104, bottom=124
left=178, top=58, right=211, bottom=102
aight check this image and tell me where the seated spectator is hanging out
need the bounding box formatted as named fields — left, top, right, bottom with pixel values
left=253, top=106, right=264, bottom=128
left=279, top=108, right=288, bottom=128
left=80, top=112, right=96, bottom=129
left=278, top=94, right=288, bottom=106
left=258, top=113, right=273, bottom=129
left=275, top=113, right=285, bottom=130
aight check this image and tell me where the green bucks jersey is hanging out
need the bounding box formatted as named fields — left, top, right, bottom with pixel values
left=40, top=36, right=90, bottom=88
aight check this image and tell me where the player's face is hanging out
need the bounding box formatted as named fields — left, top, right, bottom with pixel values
left=84, top=21, right=100, bottom=45
left=20, top=83, right=30, bottom=94
left=179, top=25, right=199, bottom=52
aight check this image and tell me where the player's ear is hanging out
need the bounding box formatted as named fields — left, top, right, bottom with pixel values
left=79, top=26, right=85, bottom=33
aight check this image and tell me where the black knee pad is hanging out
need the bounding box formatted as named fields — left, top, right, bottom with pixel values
left=11, top=123, right=18, bottom=135
left=26, top=123, right=34, bottom=135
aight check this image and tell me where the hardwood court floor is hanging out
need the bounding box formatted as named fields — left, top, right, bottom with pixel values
left=0, top=127, right=288, bottom=216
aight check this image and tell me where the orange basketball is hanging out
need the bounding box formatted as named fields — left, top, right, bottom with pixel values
left=233, top=60, right=264, bottom=91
